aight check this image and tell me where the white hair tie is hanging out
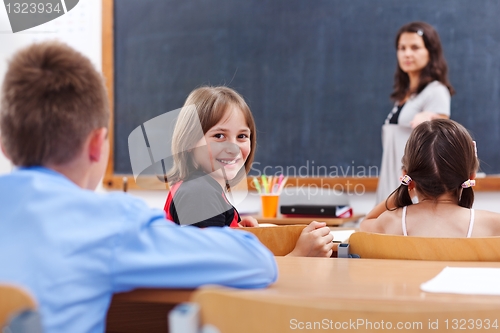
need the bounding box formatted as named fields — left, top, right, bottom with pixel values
left=400, top=175, right=412, bottom=186
left=461, top=179, right=476, bottom=188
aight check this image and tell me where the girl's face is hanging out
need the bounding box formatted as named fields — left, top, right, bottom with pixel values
left=397, top=32, right=429, bottom=76
left=192, top=106, right=251, bottom=188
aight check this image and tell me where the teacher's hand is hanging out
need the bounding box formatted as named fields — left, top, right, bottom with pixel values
left=410, top=111, right=448, bottom=129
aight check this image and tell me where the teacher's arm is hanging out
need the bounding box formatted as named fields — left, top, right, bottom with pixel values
left=411, top=83, right=451, bottom=128
left=410, top=111, right=449, bottom=128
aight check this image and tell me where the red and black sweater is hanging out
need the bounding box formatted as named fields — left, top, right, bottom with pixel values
left=164, top=171, right=240, bottom=228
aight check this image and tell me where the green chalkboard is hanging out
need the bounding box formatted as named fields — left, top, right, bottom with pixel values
left=114, top=0, right=500, bottom=176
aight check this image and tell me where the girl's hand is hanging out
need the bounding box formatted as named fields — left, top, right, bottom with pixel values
left=287, top=221, right=334, bottom=257
left=238, top=216, right=259, bottom=227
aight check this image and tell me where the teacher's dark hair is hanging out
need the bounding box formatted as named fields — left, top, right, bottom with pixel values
left=390, top=119, right=478, bottom=210
left=391, top=21, right=455, bottom=102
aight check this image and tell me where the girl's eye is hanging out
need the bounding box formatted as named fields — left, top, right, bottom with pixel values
left=213, top=133, right=225, bottom=139
left=238, top=134, right=249, bottom=139
left=411, top=45, right=420, bottom=51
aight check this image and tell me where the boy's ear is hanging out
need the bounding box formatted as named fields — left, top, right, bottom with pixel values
left=88, top=128, right=108, bottom=162
left=0, top=140, right=10, bottom=160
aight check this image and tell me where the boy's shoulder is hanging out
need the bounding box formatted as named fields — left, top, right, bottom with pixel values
left=0, top=167, right=163, bottom=225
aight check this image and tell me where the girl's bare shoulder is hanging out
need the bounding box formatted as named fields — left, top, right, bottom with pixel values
left=360, top=208, right=403, bottom=234
left=474, top=209, right=500, bottom=221
left=378, top=208, right=404, bottom=222
left=472, top=209, right=500, bottom=236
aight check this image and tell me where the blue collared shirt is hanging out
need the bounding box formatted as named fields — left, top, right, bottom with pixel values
left=0, top=167, right=277, bottom=333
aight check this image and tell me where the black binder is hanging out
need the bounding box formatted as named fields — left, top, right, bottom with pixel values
left=280, top=205, right=352, bottom=218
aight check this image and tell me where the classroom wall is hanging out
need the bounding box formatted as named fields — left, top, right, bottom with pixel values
left=0, top=0, right=102, bottom=177
left=0, top=150, right=11, bottom=175
left=1, top=2, right=499, bottom=215
left=126, top=190, right=500, bottom=216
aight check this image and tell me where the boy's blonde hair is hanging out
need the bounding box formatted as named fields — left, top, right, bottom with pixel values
left=0, top=42, right=109, bottom=166
left=168, top=86, right=256, bottom=187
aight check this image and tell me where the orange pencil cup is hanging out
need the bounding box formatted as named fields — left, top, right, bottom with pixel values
left=260, top=194, right=280, bottom=218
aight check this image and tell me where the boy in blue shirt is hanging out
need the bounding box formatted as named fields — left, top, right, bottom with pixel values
left=0, top=42, right=277, bottom=333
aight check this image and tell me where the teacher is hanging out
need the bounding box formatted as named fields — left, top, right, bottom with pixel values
left=376, top=21, right=455, bottom=203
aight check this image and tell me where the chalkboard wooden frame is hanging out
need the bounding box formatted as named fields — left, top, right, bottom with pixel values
left=101, top=0, right=500, bottom=192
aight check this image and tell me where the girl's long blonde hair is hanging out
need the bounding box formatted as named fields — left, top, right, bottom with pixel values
left=167, top=86, right=256, bottom=188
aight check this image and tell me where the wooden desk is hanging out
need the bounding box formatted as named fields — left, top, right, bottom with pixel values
left=265, top=257, right=500, bottom=301
left=106, top=257, right=500, bottom=332
left=257, top=214, right=363, bottom=226
left=196, top=258, right=500, bottom=332
left=106, top=289, right=193, bottom=333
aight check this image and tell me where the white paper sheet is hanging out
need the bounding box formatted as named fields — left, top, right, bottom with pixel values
left=331, top=229, right=356, bottom=243
left=421, top=266, right=500, bottom=295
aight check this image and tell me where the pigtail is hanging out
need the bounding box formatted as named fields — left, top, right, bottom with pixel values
left=387, top=185, right=413, bottom=211
left=459, top=187, right=474, bottom=209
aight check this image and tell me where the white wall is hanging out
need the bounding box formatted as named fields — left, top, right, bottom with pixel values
left=0, top=0, right=102, bottom=72
left=125, top=189, right=500, bottom=218
left=0, top=0, right=102, bottom=177
left=0, top=150, right=11, bottom=174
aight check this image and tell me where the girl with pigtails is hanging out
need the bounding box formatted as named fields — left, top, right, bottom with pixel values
left=362, top=119, right=500, bottom=237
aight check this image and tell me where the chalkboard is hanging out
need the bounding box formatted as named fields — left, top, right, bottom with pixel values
left=114, top=0, right=500, bottom=177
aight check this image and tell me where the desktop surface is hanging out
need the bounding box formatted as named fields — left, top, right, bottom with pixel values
left=108, top=257, right=500, bottom=332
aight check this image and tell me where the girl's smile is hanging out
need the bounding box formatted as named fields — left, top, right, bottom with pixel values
left=217, top=158, right=239, bottom=165
left=192, top=105, right=251, bottom=188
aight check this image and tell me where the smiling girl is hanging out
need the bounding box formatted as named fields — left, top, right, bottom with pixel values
left=164, top=86, right=257, bottom=228
left=164, top=86, right=334, bottom=257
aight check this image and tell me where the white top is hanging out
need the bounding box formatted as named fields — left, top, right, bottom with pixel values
left=385, top=81, right=451, bottom=126
left=401, top=206, right=475, bottom=237
left=376, top=81, right=451, bottom=203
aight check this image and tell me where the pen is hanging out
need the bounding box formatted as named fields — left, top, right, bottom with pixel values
left=261, top=175, right=268, bottom=194
left=277, top=176, right=288, bottom=194
left=277, top=174, right=284, bottom=188
left=123, top=177, right=128, bottom=193
left=252, top=177, right=262, bottom=194
left=267, top=176, right=273, bottom=193
left=269, top=176, right=277, bottom=194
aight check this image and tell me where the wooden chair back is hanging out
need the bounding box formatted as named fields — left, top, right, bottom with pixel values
left=192, top=286, right=500, bottom=333
left=192, top=287, right=339, bottom=333
left=0, top=285, right=36, bottom=328
left=349, top=232, right=500, bottom=261
left=239, top=225, right=305, bottom=256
